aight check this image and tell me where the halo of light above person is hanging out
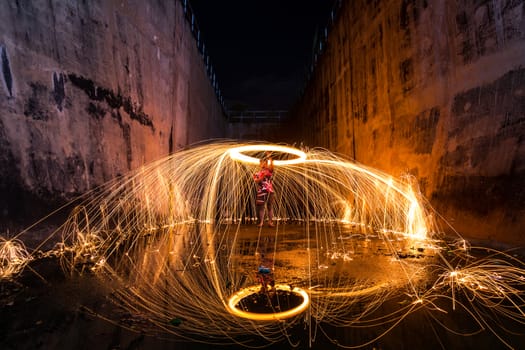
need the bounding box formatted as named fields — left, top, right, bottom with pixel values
left=228, top=144, right=307, bottom=165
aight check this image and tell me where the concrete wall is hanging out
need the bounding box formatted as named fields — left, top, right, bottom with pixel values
left=0, top=0, right=226, bottom=222
left=291, top=0, right=525, bottom=246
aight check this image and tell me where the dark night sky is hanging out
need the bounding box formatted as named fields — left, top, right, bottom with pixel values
left=188, top=1, right=338, bottom=110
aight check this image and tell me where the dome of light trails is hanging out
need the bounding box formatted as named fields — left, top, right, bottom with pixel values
left=5, top=141, right=525, bottom=348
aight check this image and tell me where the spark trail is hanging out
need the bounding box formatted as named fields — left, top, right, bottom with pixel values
left=1, top=141, right=524, bottom=348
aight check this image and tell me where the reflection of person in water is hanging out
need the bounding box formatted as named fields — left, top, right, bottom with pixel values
left=256, top=254, right=275, bottom=293
left=253, top=154, right=274, bottom=227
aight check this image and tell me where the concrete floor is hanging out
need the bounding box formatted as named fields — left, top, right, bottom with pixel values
left=1, top=223, right=524, bottom=349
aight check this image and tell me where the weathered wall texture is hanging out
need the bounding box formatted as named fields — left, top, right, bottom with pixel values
left=0, top=1, right=226, bottom=222
left=292, top=0, right=525, bottom=245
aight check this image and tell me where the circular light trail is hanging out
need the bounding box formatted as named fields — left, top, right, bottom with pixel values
left=3, top=141, right=525, bottom=349
left=227, top=284, right=310, bottom=321
left=229, top=144, right=307, bottom=165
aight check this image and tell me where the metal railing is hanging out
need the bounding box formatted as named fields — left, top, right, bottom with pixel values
left=228, top=110, right=288, bottom=123
left=180, top=0, right=344, bottom=112
left=181, top=0, right=226, bottom=113
left=300, top=0, right=343, bottom=96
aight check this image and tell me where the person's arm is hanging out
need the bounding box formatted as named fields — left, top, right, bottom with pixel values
left=266, top=158, right=274, bottom=171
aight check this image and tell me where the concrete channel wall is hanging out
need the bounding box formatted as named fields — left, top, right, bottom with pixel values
left=291, top=0, right=525, bottom=245
left=0, top=1, right=227, bottom=222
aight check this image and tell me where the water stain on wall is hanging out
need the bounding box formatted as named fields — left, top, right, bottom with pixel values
left=1, top=45, right=13, bottom=97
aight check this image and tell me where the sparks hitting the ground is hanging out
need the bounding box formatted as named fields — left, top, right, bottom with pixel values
left=1, top=141, right=525, bottom=348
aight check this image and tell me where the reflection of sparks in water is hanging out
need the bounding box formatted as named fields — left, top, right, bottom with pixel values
left=2, top=141, right=525, bottom=348
left=0, top=237, right=32, bottom=278
left=227, top=284, right=310, bottom=321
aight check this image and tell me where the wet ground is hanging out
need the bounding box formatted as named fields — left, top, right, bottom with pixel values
left=1, top=223, right=525, bottom=349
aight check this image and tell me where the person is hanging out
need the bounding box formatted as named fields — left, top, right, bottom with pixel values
left=253, top=154, right=274, bottom=227
left=256, top=264, right=275, bottom=293
left=256, top=254, right=275, bottom=293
